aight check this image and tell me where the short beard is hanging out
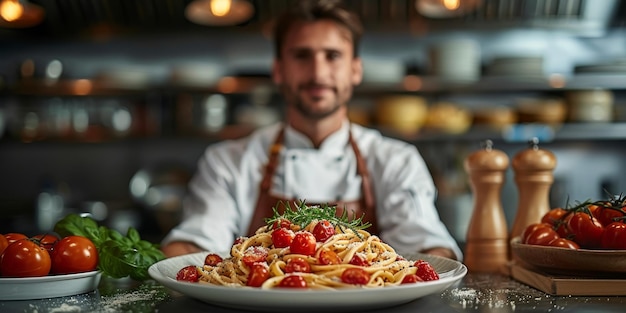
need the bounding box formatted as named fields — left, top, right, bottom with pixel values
left=280, top=83, right=345, bottom=120
left=293, top=97, right=341, bottom=120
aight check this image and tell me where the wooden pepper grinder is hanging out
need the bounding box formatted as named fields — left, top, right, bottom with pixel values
left=510, top=137, right=557, bottom=240
left=464, top=140, right=509, bottom=273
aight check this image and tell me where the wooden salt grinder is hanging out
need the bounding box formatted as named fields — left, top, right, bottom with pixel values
left=464, top=140, right=509, bottom=273
left=510, top=137, right=557, bottom=240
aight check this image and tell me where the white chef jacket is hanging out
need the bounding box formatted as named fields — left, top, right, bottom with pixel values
left=162, top=120, right=463, bottom=260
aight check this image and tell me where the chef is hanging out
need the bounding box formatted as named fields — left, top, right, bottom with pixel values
left=161, top=0, right=462, bottom=261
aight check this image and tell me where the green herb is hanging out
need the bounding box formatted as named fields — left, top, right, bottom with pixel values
left=264, top=201, right=371, bottom=237
left=54, top=214, right=165, bottom=281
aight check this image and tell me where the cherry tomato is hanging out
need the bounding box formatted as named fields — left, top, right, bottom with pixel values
left=414, top=260, right=439, bottom=281
left=594, top=204, right=625, bottom=227
left=204, top=253, right=223, bottom=266
left=271, top=227, right=295, bottom=248
left=0, top=238, right=51, bottom=277
left=176, top=265, right=200, bottom=282
left=278, top=275, right=307, bottom=288
left=567, top=211, right=604, bottom=249
left=247, top=263, right=270, bottom=287
left=272, top=219, right=292, bottom=230
left=548, top=238, right=580, bottom=250
left=401, top=274, right=422, bottom=284
left=318, top=249, right=341, bottom=265
left=349, top=254, right=370, bottom=266
left=290, top=232, right=317, bottom=256
left=0, top=234, right=8, bottom=256
left=32, top=233, right=60, bottom=254
left=523, top=223, right=560, bottom=246
left=521, top=223, right=551, bottom=244
left=601, top=222, right=626, bottom=249
left=284, top=257, right=311, bottom=273
left=50, top=236, right=99, bottom=275
left=312, top=220, right=335, bottom=242
left=541, top=208, right=568, bottom=226
left=341, top=268, right=370, bottom=285
left=4, top=233, right=28, bottom=245
left=242, top=246, right=268, bottom=267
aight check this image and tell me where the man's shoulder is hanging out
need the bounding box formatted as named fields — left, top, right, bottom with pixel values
left=204, top=124, right=281, bottom=159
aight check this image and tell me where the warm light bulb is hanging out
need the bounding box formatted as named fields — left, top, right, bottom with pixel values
left=442, top=0, right=460, bottom=10
left=210, top=0, right=232, bottom=17
left=0, top=0, right=24, bottom=22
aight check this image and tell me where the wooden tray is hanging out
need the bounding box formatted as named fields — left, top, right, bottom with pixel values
left=511, top=264, right=626, bottom=296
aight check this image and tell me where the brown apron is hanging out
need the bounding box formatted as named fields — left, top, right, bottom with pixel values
left=247, top=126, right=378, bottom=236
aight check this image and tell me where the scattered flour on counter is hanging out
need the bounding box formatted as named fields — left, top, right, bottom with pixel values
left=49, top=303, right=82, bottom=313
left=99, top=289, right=163, bottom=313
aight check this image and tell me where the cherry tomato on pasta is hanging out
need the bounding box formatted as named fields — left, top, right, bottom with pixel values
left=50, top=236, right=99, bottom=274
left=176, top=265, right=199, bottom=282
left=312, top=220, right=335, bottom=242
left=284, top=257, right=311, bottom=273
left=278, top=275, right=307, bottom=288
left=271, top=227, right=295, bottom=248
left=401, top=274, right=422, bottom=284
left=0, top=238, right=51, bottom=277
left=272, top=219, right=292, bottom=230
left=242, top=246, right=268, bottom=267
left=341, top=268, right=370, bottom=285
left=318, top=249, right=341, bottom=265
left=247, top=263, right=270, bottom=287
left=204, top=253, right=223, bottom=266
left=601, top=222, right=626, bottom=249
left=414, top=260, right=439, bottom=281
left=349, top=254, right=370, bottom=266
left=290, top=232, right=317, bottom=256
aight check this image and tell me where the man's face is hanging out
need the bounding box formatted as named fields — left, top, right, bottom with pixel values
left=273, top=20, right=363, bottom=120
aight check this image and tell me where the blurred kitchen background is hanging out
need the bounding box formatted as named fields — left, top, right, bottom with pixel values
left=1, top=0, right=626, bottom=247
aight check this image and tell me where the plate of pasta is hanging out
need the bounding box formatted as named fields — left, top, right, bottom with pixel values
left=149, top=202, right=467, bottom=311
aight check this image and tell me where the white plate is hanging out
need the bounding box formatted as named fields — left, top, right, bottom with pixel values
left=0, top=271, right=102, bottom=300
left=149, top=252, right=467, bottom=312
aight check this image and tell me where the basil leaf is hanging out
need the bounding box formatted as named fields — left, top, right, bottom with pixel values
left=98, top=240, right=135, bottom=279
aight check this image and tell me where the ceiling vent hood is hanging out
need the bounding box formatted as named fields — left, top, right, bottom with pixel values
left=415, top=0, right=621, bottom=37
left=0, top=0, right=622, bottom=39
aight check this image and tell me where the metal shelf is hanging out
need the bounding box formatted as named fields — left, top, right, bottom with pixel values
left=380, top=123, right=626, bottom=143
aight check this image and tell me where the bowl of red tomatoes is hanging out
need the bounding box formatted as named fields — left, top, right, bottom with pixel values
left=511, top=196, right=626, bottom=276
left=0, top=232, right=101, bottom=300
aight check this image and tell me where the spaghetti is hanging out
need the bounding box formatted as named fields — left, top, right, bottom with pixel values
left=185, top=202, right=440, bottom=289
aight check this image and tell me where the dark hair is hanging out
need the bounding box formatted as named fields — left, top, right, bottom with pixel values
left=272, top=0, right=363, bottom=59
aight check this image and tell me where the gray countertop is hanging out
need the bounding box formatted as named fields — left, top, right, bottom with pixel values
left=2, top=273, right=626, bottom=313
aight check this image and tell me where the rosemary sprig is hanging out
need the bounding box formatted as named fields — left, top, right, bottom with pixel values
left=264, top=201, right=371, bottom=237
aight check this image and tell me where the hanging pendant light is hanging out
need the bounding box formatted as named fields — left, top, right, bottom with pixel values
left=416, top=0, right=482, bottom=18
left=0, top=0, right=44, bottom=28
left=185, top=0, right=254, bottom=26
